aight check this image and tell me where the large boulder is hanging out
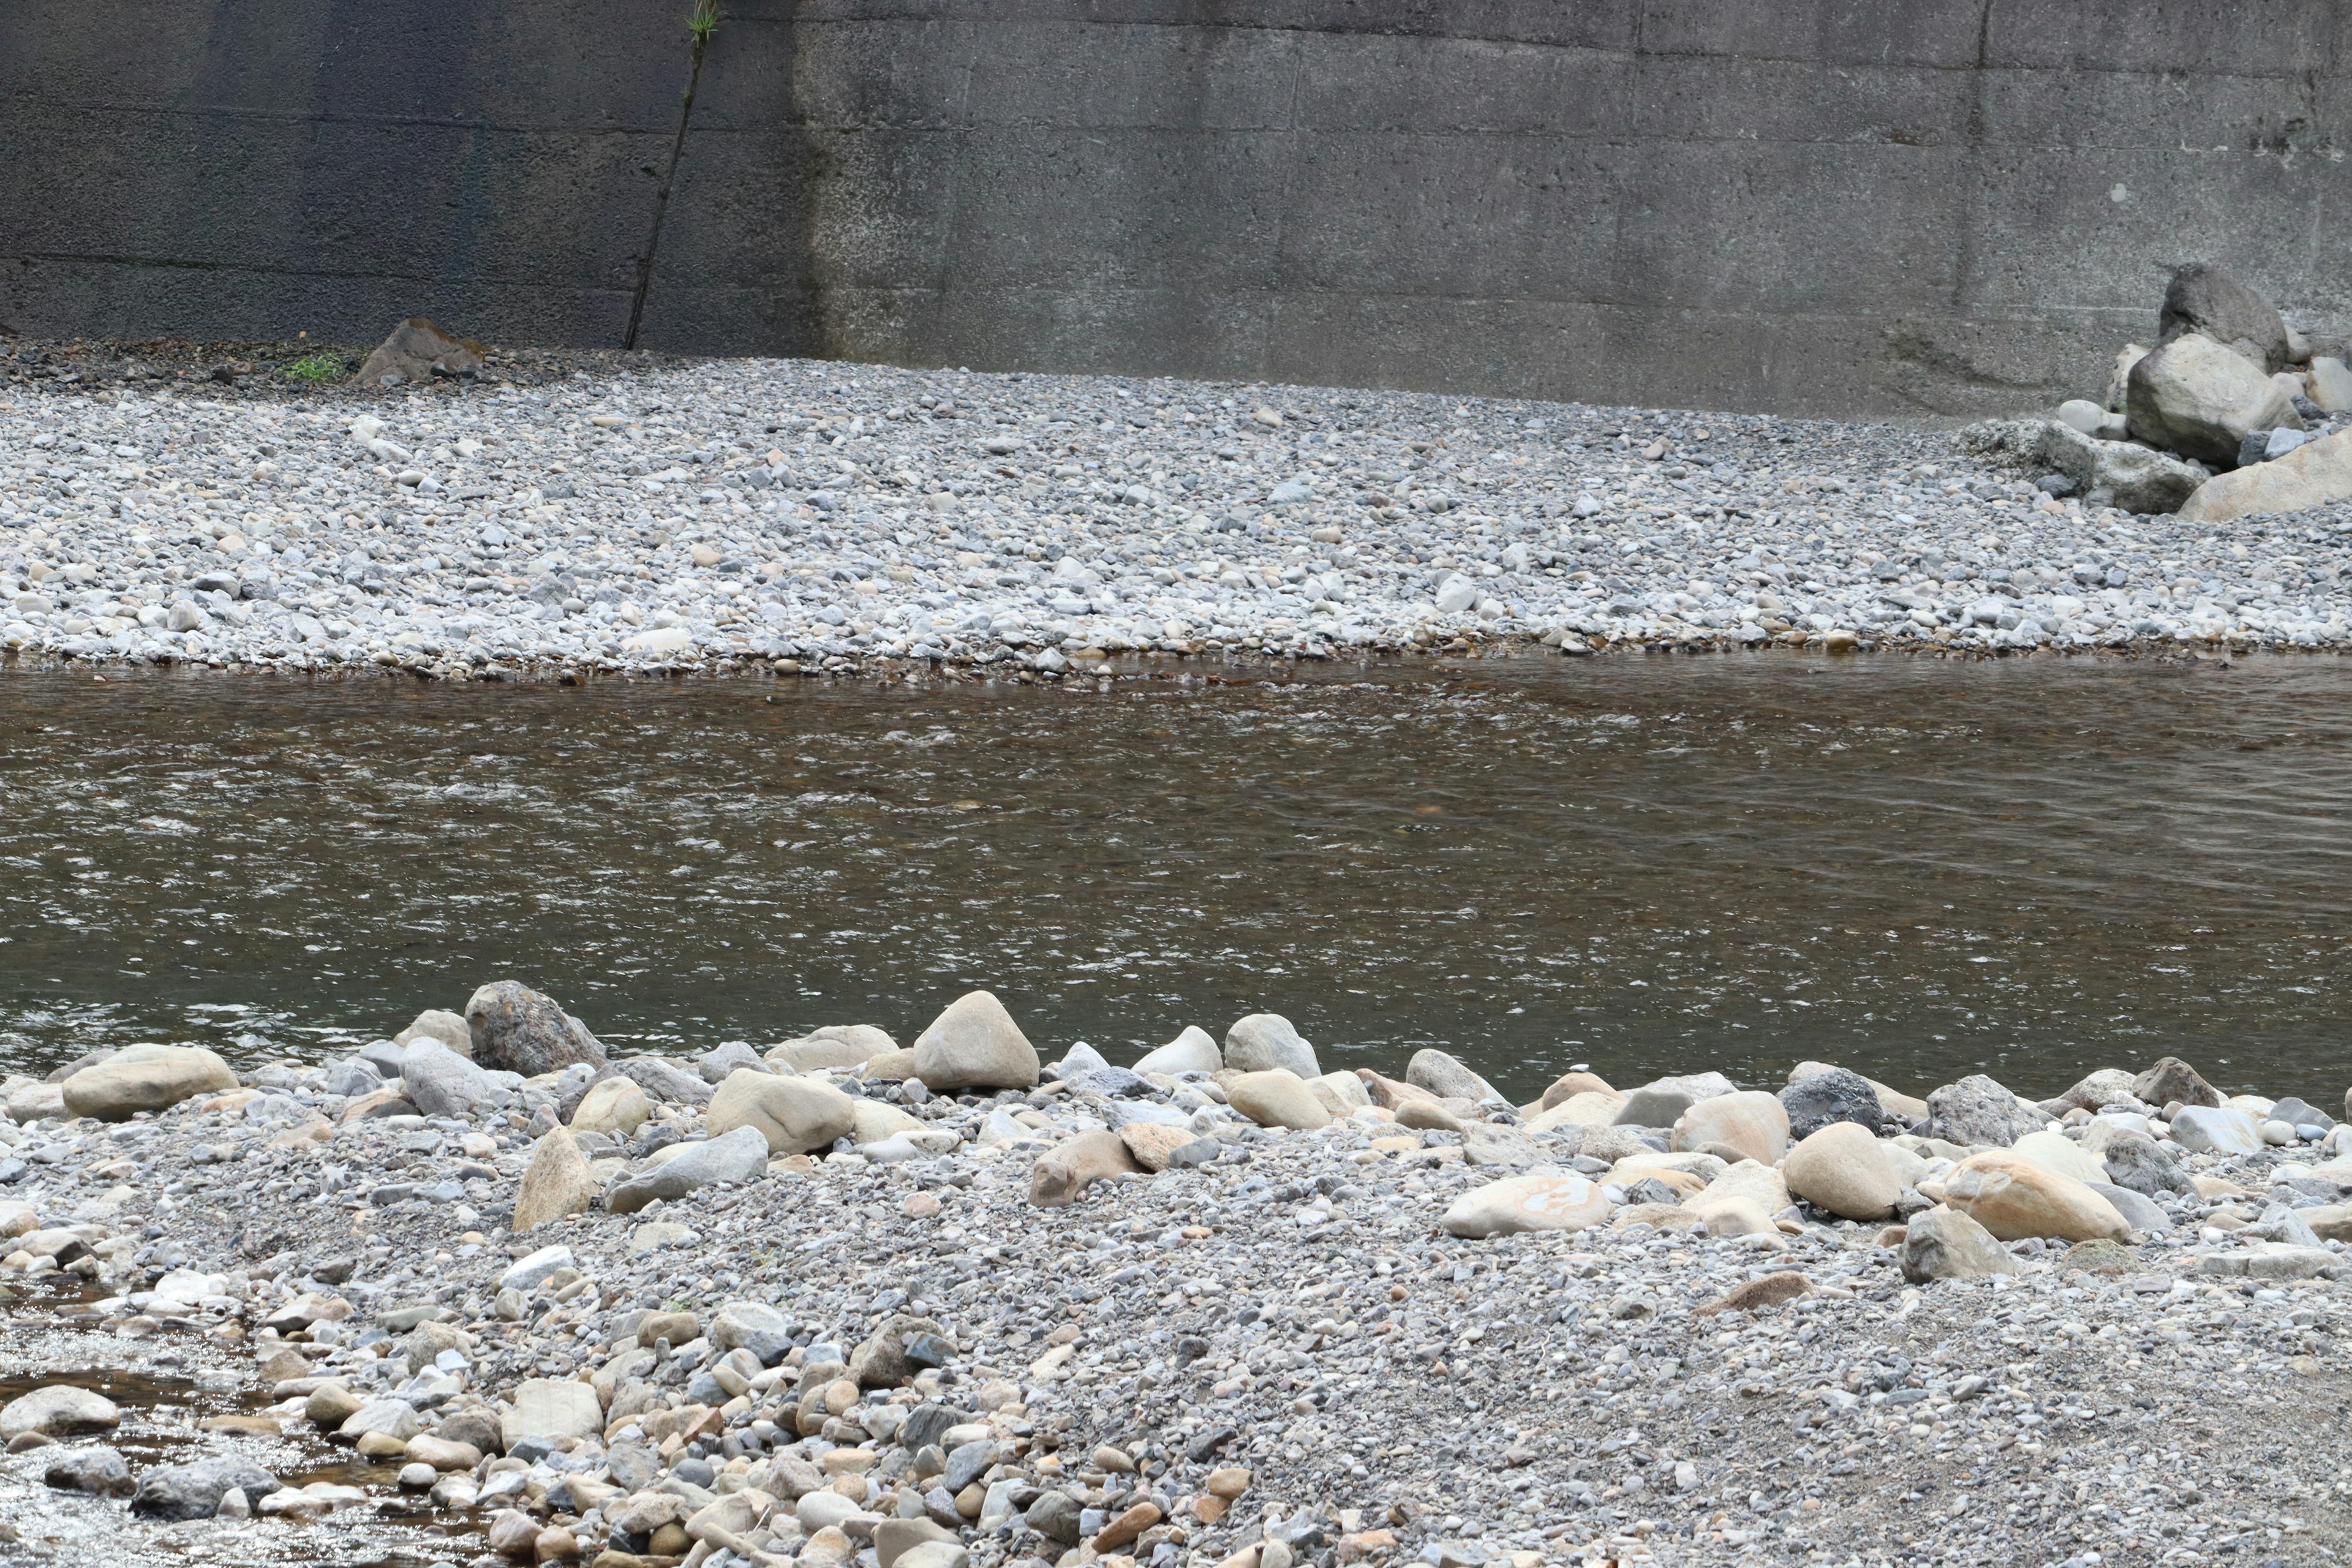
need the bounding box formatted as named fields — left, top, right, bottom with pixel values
left=2133, top=1056, right=2222, bottom=1109
left=1924, top=1074, right=2041, bottom=1148
left=1939, top=1152, right=2132, bottom=1242
left=1899, top=1206, right=2020, bottom=1284
left=1670, top=1090, right=1788, bottom=1166
left=401, top=1040, right=503, bottom=1119
left=465, top=982, right=605, bottom=1076
left=1442, top=1174, right=1611, bottom=1238
left=706, top=1069, right=858, bottom=1155
left=1406, top=1049, right=1501, bottom=1104
left=2052, top=1068, right=2141, bottom=1114
left=1225, top=1070, right=1332, bottom=1131
left=130, top=1455, right=279, bottom=1521
left=61, top=1044, right=237, bottom=1120
left=2034, top=419, right=2207, bottom=514
left=2007, top=1129, right=2106, bottom=1185
left=911, top=991, right=1039, bottom=1091
left=1, top=1384, right=121, bottom=1439
left=1223, top=1014, right=1319, bottom=1078
left=2158, top=262, right=2291, bottom=373
left=2126, top=333, right=2302, bottom=464
left=1133, top=1027, right=1221, bottom=1076
left=1781, top=1122, right=1900, bottom=1220
left=605, top=1126, right=770, bottom=1214
left=2179, top=426, right=2352, bottom=522
left=511, top=1127, right=594, bottom=1231
left=1777, top=1068, right=1885, bottom=1140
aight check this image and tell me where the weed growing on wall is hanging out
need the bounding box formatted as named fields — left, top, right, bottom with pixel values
left=623, top=0, right=722, bottom=351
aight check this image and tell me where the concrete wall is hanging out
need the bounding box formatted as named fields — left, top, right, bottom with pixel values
left=7, top=1, right=2352, bottom=417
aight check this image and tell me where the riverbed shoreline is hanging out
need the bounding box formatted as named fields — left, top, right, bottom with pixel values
left=9, top=350, right=2352, bottom=681
left=4, top=997, right=2350, bottom=1568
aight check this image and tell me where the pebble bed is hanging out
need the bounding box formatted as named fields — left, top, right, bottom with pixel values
left=3, top=998, right=2351, bottom=1568
left=12, top=358, right=2352, bottom=679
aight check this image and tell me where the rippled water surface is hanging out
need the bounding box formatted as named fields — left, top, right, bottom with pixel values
left=6, top=655, right=2351, bottom=1104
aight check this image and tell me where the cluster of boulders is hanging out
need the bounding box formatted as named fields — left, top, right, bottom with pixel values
left=3, top=984, right=2350, bottom=1568
left=2026, top=263, right=2352, bottom=521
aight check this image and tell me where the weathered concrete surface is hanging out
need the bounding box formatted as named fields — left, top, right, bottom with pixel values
left=7, top=2, right=2352, bottom=418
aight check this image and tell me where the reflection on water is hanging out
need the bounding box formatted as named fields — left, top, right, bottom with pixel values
left=5, top=654, right=2350, bottom=1103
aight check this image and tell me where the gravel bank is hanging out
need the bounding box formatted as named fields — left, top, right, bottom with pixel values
left=11, top=352, right=2352, bottom=679
left=4, top=993, right=2351, bottom=1568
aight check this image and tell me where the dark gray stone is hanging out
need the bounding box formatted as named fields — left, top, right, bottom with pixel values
left=45, top=1446, right=134, bottom=1496
left=130, top=1455, right=277, bottom=1521
left=2097, top=1129, right=2189, bottom=1198
left=899, top=1403, right=969, bottom=1455
left=941, top=1438, right=994, bottom=1493
left=1778, top=1068, right=1885, bottom=1140
left=2159, top=262, right=2291, bottom=373
left=1027, top=1489, right=1084, bottom=1545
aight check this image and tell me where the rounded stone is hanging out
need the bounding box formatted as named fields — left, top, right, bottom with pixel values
left=1781, top=1121, right=1900, bottom=1221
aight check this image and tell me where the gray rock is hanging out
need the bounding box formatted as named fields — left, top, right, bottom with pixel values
left=2132, top=1056, right=2223, bottom=1109
left=941, top=1438, right=995, bottom=1493
left=2126, top=333, right=2301, bottom=464
left=1777, top=1067, right=1885, bottom=1140
left=1899, top=1205, right=2020, bottom=1283
left=499, top=1243, right=576, bottom=1294
left=401, top=1039, right=503, bottom=1118
left=325, top=1057, right=383, bottom=1098
left=1132, top=1027, right=1221, bottom=1076
left=695, top=1041, right=770, bottom=1083
left=356, top=318, right=485, bottom=386
left=1027, top=1490, right=1084, bottom=1545
left=465, top=981, right=605, bottom=1076
left=1065, top=1065, right=1152, bottom=1099
left=1924, top=1074, right=2040, bottom=1148
left=2159, top=263, right=2291, bottom=373
left=1, top=1384, right=121, bottom=1439
left=900, top=1403, right=970, bottom=1454
left=1405, top=1049, right=1501, bottom=1104
left=617, top=1054, right=715, bottom=1107
left=2083, top=1180, right=2171, bottom=1234
left=2097, top=1129, right=2188, bottom=1197
left=45, top=1446, right=134, bottom=1496
left=2033, top=420, right=2207, bottom=514
left=2168, top=1104, right=2261, bottom=1156
left=1611, top=1085, right=1694, bottom=1129
left=394, top=1008, right=473, bottom=1053
left=2268, top=1096, right=2337, bottom=1130
left=130, top=1455, right=279, bottom=1521
left=605, top=1125, right=771, bottom=1214
left=1223, top=1013, right=1319, bottom=1078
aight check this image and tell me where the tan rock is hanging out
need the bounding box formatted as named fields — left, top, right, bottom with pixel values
left=1395, top=1099, right=1463, bottom=1133
left=1781, top=1122, right=1901, bottom=1220
left=850, top=1099, right=927, bottom=1146
left=1536, top=1069, right=1615, bottom=1110
left=511, top=1127, right=594, bottom=1231
left=767, top=1025, right=898, bottom=1073
left=911, top=991, right=1039, bottom=1091
left=1225, top=1070, right=1332, bottom=1131
left=1306, top=1071, right=1370, bottom=1117
left=1685, top=1193, right=1776, bottom=1237
left=1354, top=1069, right=1439, bottom=1109
left=62, top=1044, right=238, bottom=1121
left=705, top=1069, right=858, bottom=1156
left=1942, top=1152, right=2132, bottom=1242
left=1028, top=1131, right=1139, bottom=1207
left=1117, top=1123, right=1199, bottom=1173
left=1441, top=1173, right=1610, bottom=1238
left=395, top=1009, right=473, bottom=1054
left=1671, top=1090, right=1789, bottom=1165
left=569, top=1077, right=649, bottom=1137
left=1525, top=1090, right=1625, bottom=1134
left=1697, top=1159, right=1791, bottom=1216
left=861, top=1048, right=921, bottom=1080
left=2178, top=426, right=2352, bottom=522
left=1694, top=1271, right=1813, bottom=1315
left=2007, top=1129, right=2106, bottom=1185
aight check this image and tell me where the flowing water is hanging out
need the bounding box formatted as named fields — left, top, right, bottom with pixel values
left=6, top=654, right=2351, bottom=1106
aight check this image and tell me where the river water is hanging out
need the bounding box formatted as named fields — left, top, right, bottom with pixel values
left=6, top=654, right=2350, bottom=1105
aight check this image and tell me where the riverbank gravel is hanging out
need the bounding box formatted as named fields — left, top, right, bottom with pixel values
left=10, top=351, right=2352, bottom=679
left=4, top=994, right=2351, bottom=1568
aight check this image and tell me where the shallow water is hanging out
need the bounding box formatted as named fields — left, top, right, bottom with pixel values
left=6, top=654, right=2351, bottom=1105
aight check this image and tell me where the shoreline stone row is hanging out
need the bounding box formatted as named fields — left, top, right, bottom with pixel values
left=3, top=984, right=2350, bottom=1567
left=13, top=352, right=2352, bottom=687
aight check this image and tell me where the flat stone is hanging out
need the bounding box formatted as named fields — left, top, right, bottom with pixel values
left=606, top=1126, right=771, bottom=1213
left=501, top=1379, right=604, bottom=1450
left=1224, top=1069, right=1332, bottom=1131
left=1, top=1384, right=121, bottom=1439
left=62, top=1043, right=237, bottom=1120
left=2169, top=1104, right=2262, bottom=1156
left=1441, top=1173, right=1610, bottom=1238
